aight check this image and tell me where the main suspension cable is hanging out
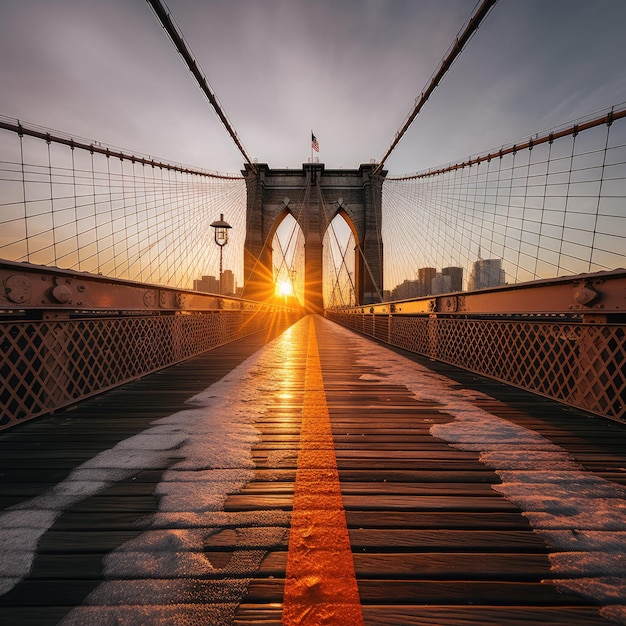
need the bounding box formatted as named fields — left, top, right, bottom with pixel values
left=374, top=0, right=498, bottom=175
left=146, top=0, right=257, bottom=173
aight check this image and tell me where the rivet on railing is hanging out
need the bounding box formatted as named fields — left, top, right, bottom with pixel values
left=4, top=275, right=31, bottom=304
left=51, top=283, right=72, bottom=304
left=573, top=284, right=598, bottom=307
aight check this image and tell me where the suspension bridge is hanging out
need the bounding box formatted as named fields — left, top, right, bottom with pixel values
left=1, top=0, right=626, bottom=624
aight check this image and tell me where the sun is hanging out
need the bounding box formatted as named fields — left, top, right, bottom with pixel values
left=277, top=279, right=293, bottom=297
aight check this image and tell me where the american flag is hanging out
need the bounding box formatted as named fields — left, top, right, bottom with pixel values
left=311, top=132, right=319, bottom=152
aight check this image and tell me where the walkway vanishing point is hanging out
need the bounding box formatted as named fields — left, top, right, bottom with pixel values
left=2, top=316, right=626, bottom=626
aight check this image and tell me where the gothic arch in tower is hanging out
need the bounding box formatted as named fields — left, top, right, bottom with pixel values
left=242, top=162, right=386, bottom=313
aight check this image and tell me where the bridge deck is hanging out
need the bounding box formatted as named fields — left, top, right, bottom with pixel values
left=1, top=315, right=626, bottom=625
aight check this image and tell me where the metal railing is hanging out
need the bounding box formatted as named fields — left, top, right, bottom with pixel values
left=326, top=270, right=626, bottom=422
left=1, top=260, right=301, bottom=429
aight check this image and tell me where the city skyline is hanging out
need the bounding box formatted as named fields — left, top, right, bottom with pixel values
left=193, top=269, right=237, bottom=297
left=387, top=257, right=506, bottom=302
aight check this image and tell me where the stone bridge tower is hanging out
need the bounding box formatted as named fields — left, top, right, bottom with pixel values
left=242, top=162, right=386, bottom=313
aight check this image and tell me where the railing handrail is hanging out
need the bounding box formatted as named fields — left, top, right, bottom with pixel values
left=327, top=268, right=626, bottom=319
left=0, top=258, right=298, bottom=317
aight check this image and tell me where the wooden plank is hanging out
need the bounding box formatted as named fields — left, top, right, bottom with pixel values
left=337, top=469, right=500, bottom=483
left=359, top=606, right=611, bottom=626
left=232, top=603, right=612, bottom=626
left=202, top=528, right=545, bottom=552
left=243, top=578, right=593, bottom=605
left=224, top=494, right=519, bottom=512
left=239, top=481, right=499, bottom=496
left=325, top=458, right=494, bottom=470
left=255, top=552, right=552, bottom=580
left=342, top=495, right=520, bottom=511
left=347, top=529, right=547, bottom=551
left=234, top=605, right=282, bottom=626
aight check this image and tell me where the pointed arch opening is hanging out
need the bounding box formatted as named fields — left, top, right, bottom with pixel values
left=272, top=212, right=305, bottom=307
left=323, top=211, right=357, bottom=308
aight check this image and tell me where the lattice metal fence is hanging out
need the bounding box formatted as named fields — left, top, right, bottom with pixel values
left=1, top=310, right=297, bottom=430
left=327, top=311, right=625, bottom=422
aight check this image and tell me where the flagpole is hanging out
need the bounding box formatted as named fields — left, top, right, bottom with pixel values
left=310, top=130, right=313, bottom=164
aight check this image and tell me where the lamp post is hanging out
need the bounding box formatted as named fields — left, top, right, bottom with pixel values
left=210, top=213, right=232, bottom=294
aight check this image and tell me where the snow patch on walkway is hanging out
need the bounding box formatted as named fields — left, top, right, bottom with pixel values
left=1, top=319, right=308, bottom=626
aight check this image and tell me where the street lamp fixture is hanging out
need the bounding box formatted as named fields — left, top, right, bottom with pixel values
left=210, top=213, right=232, bottom=294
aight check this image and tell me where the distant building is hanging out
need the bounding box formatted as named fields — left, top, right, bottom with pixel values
left=442, top=266, right=463, bottom=292
left=192, top=270, right=239, bottom=295
left=221, top=270, right=236, bottom=296
left=468, top=259, right=506, bottom=291
left=392, top=265, right=465, bottom=300
left=431, top=266, right=464, bottom=295
left=417, top=267, right=437, bottom=297
left=431, top=272, right=451, bottom=295
left=391, top=279, right=420, bottom=301
left=193, top=275, right=220, bottom=294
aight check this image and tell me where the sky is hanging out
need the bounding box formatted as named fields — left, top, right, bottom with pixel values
left=1, top=0, right=626, bottom=176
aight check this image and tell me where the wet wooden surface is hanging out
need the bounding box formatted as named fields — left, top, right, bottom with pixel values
left=229, top=317, right=626, bottom=625
left=1, top=315, right=626, bottom=624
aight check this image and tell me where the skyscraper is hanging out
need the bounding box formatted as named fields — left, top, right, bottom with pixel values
left=442, top=266, right=463, bottom=292
left=221, top=269, right=236, bottom=296
left=468, top=259, right=506, bottom=291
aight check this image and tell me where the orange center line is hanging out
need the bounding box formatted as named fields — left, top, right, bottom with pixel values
left=282, top=317, right=364, bottom=625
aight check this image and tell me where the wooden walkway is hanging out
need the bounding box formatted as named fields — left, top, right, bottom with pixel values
left=1, top=315, right=626, bottom=625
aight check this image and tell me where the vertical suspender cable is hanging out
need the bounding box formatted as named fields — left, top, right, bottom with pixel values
left=589, top=119, right=612, bottom=273
left=19, top=131, right=30, bottom=261
left=46, top=138, right=57, bottom=266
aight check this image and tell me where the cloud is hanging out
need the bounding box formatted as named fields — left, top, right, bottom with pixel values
left=1, top=0, right=625, bottom=175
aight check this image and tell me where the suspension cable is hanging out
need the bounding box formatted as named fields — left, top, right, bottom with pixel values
left=374, top=0, right=498, bottom=175
left=146, top=0, right=257, bottom=173
left=0, top=117, right=239, bottom=180
left=389, top=105, right=626, bottom=181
